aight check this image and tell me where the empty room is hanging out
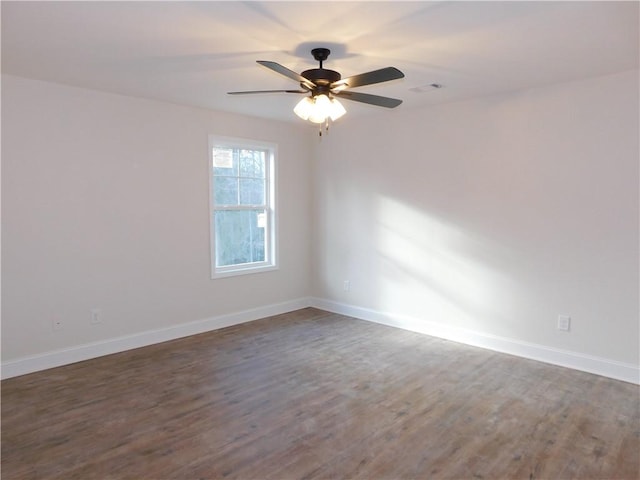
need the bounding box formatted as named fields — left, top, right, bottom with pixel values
left=1, top=1, right=638, bottom=479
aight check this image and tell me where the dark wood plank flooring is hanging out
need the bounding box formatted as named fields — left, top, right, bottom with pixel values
left=2, top=308, right=639, bottom=479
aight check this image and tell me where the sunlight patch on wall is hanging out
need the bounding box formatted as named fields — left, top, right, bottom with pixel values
left=373, top=197, right=516, bottom=331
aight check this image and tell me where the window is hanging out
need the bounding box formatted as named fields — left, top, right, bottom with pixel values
left=209, top=136, right=277, bottom=278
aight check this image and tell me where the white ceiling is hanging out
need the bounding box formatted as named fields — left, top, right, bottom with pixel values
left=2, top=1, right=638, bottom=124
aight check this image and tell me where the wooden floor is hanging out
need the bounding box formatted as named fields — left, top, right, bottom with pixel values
left=2, top=308, right=639, bottom=479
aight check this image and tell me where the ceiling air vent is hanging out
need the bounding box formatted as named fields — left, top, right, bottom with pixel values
left=409, top=83, right=444, bottom=93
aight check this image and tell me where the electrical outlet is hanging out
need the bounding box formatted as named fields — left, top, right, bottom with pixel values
left=343, top=280, right=351, bottom=292
left=90, top=308, right=102, bottom=325
left=52, top=318, right=63, bottom=331
left=557, top=315, right=571, bottom=332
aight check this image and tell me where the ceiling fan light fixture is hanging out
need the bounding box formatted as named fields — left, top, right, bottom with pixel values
left=294, top=94, right=346, bottom=123
left=230, top=48, right=404, bottom=129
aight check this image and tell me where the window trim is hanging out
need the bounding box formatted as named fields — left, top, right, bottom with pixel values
left=208, top=135, right=278, bottom=279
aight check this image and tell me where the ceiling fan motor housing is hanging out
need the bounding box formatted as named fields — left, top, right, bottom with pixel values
left=301, top=68, right=341, bottom=91
left=301, top=48, right=341, bottom=94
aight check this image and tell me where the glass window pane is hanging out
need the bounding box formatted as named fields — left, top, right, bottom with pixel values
left=239, top=178, right=265, bottom=205
left=215, top=209, right=266, bottom=267
left=214, top=176, right=238, bottom=205
left=239, top=150, right=265, bottom=178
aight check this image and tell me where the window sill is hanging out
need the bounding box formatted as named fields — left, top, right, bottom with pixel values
left=212, top=264, right=278, bottom=279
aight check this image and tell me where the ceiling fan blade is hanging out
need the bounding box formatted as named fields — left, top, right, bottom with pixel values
left=257, top=60, right=316, bottom=89
left=336, top=91, right=403, bottom=108
left=332, top=67, right=404, bottom=89
left=228, top=90, right=308, bottom=95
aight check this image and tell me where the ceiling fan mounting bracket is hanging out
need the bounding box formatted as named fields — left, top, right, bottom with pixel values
left=311, top=48, right=330, bottom=63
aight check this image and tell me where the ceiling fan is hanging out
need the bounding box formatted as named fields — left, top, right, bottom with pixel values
left=228, top=48, right=404, bottom=126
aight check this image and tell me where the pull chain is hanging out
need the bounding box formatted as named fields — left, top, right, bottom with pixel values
left=319, top=118, right=331, bottom=137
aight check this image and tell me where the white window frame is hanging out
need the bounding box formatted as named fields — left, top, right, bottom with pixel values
left=208, top=135, right=278, bottom=279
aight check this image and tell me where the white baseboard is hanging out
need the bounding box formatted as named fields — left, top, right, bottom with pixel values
left=1, top=298, right=312, bottom=380
left=5, top=297, right=638, bottom=385
left=310, top=297, right=640, bottom=385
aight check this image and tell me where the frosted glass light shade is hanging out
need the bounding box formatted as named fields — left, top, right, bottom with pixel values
left=293, top=97, right=314, bottom=120
left=293, top=95, right=347, bottom=123
left=328, top=98, right=346, bottom=121
left=308, top=94, right=330, bottom=123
